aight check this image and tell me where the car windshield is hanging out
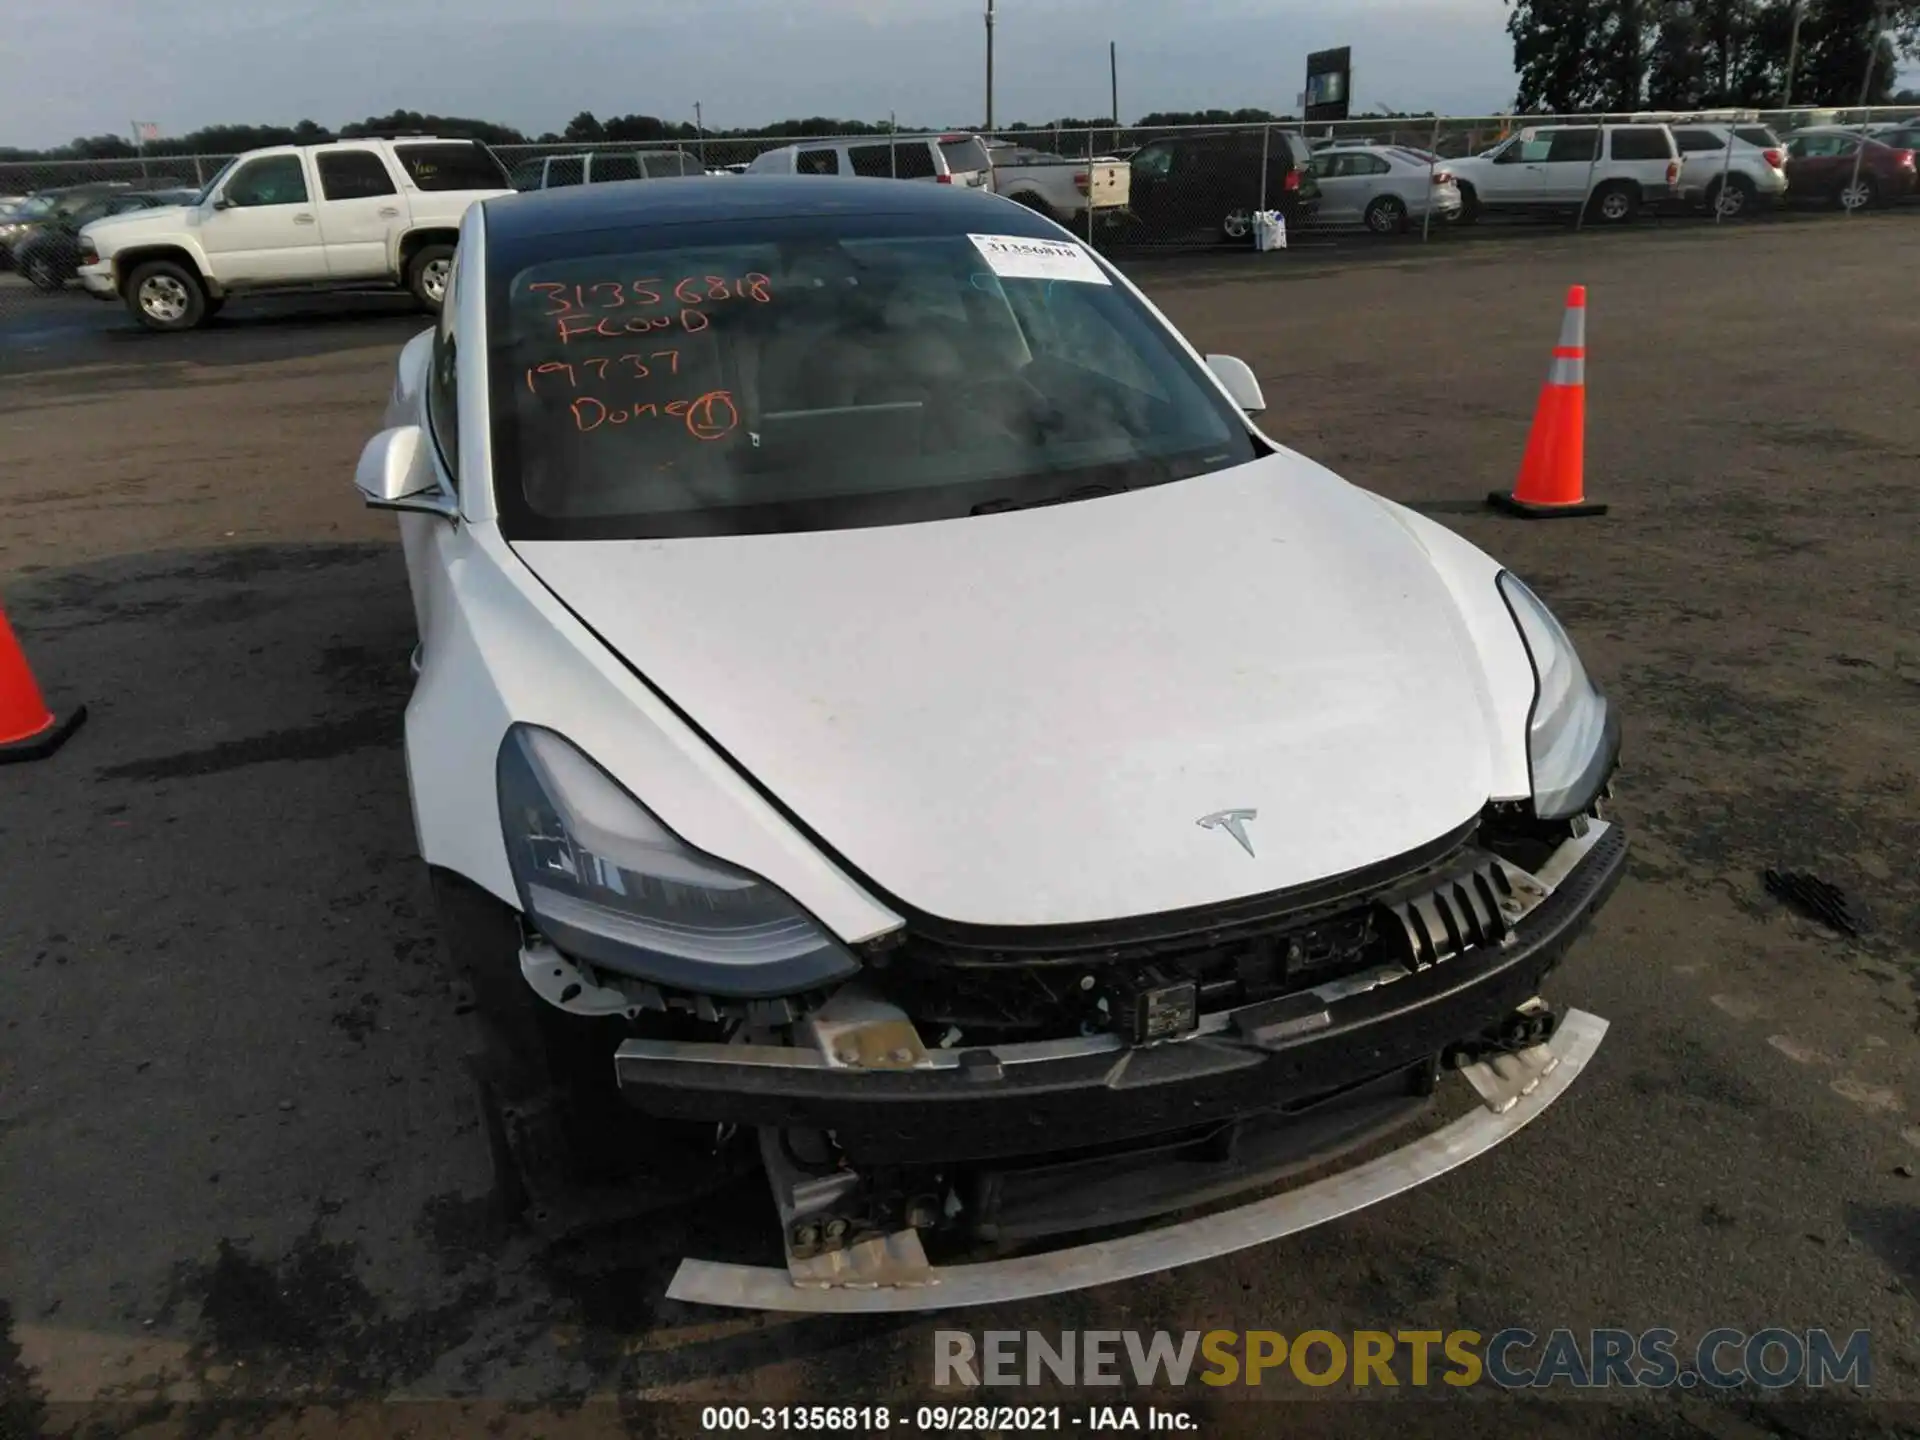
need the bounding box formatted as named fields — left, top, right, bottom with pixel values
left=487, top=213, right=1259, bottom=540
left=195, top=158, right=238, bottom=206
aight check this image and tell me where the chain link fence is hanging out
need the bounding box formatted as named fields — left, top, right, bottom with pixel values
left=4, top=106, right=1914, bottom=314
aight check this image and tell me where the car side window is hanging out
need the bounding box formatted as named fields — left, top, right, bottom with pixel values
left=224, top=155, right=309, bottom=207
left=1545, top=130, right=1599, bottom=163
left=1673, top=129, right=1723, bottom=153
left=848, top=144, right=897, bottom=178
left=317, top=150, right=398, bottom=200
left=797, top=148, right=840, bottom=175
left=1506, top=137, right=1554, bottom=163
left=547, top=156, right=585, bottom=188
left=590, top=153, right=642, bottom=183
left=1132, top=144, right=1172, bottom=178
left=894, top=143, right=937, bottom=179
left=427, top=262, right=460, bottom=487
left=1354, top=153, right=1391, bottom=175
left=1610, top=127, right=1672, bottom=161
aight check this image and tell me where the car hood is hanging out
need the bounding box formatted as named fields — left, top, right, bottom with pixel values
left=511, top=453, right=1501, bottom=929
left=83, top=205, right=191, bottom=236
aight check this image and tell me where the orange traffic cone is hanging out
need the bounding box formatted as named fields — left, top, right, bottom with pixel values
left=1489, top=285, right=1607, bottom=518
left=0, top=601, right=86, bottom=764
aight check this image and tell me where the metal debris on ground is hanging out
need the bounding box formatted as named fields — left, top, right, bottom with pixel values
left=1762, top=869, right=1866, bottom=937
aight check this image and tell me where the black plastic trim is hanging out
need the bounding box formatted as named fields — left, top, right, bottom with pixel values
left=614, top=822, right=1629, bottom=1164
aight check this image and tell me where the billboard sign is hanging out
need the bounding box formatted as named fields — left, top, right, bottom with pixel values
left=1305, top=47, right=1352, bottom=123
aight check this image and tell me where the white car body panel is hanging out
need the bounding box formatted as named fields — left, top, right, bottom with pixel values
left=511, top=454, right=1509, bottom=929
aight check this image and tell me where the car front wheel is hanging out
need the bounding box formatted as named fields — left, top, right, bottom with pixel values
left=125, top=260, right=208, bottom=332
left=1707, top=173, right=1756, bottom=218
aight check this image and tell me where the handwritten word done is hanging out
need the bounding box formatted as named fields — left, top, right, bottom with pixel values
left=571, top=390, right=740, bottom=443
left=529, top=274, right=772, bottom=319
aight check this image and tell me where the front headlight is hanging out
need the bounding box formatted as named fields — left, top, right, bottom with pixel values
left=1498, top=572, right=1619, bottom=821
left=496, top=725, right=861, bottom=999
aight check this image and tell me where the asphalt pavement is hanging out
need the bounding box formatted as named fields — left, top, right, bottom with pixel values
left=3, top=217, right=1920, bottom=1439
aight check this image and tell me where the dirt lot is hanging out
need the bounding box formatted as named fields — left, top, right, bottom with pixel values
left=2, top=217, right=1919, bottom=1438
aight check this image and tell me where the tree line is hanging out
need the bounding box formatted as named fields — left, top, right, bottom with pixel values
left=1510, top=0, right=1920, bottom=112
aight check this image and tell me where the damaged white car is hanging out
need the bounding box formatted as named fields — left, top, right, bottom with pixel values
left=357, top=175, right=1626, bottom=1313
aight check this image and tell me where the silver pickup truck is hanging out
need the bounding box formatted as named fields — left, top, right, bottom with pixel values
left=986, top=141, right=1132, bottom=227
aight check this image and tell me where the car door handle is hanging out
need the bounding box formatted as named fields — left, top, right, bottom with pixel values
left=378, top=206, right=400, bottom=218
left=293, top=213, right=316, bottom=224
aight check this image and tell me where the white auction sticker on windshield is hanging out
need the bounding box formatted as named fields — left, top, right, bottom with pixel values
left=968, top=234, right=1111, bottom=285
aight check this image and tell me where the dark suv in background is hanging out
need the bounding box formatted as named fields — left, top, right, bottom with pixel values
left=1124, top=129, right=1321, bottom=243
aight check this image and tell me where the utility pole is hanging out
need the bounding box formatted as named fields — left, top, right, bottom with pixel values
left=984, top=0, right=996, bottom=131
left=694, top=102, right=705, bottom=167
left=1782, top=0, right=1806, bottom=109
left=1110, top=41, right=1119, bottom=126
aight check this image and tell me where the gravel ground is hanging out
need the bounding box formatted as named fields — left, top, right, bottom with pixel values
left=2, top=214, right=1918, bottom=1440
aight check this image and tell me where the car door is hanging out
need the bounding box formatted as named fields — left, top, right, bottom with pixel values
left=314, top=147, right=410, bottom=279
left=1536, top=127, right=1601, bottom=204
left=1127, top=141, right=1177, bottom=230
left=200, top=150, right=329, bottom=283
left=1309, top=152, right=1363, bottom=224
left=1477, top=133, right=1552, bottom=203
left=1785, top=134, right=1842, bottom=193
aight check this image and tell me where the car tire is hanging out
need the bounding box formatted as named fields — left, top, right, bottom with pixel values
left=1220, top=207, right=1254, bottom=244
left=1588, top=183, right=1638, bottom=225
left=407, top=243, right=455, bottom=312
left=428, top=870, right=743, bottom=1202
left=1456, top=183, right=1481, bottom=224
left=1364, top=195, right=1408, bottom=235
left=1009, top=191, right=1062, bottom=225
left=1707, top=173, right=1756, bottom=219
left=1836, top=174, right=1879, bottom=211
left=124, top=259, right=208, bottom=332
left=22, top=253, right=63, bottom=291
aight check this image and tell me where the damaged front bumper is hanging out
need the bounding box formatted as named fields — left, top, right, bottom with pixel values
left=607, top=819, right=1627, bottom=1312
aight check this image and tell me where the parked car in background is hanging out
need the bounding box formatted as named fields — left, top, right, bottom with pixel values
left=1867, top=122, right=1920, bottom=156
left=984, top=141, right=1130, bottom=226
left=1307, top=144, right=1461, bottom=233
left=746, top=134, right=994, bottom=189
left=1446, top=123, right=1682, bottom=224
left=14, top=189, right=196, bottom=290
left=1124, top=128, right=1321, bottom=242
left=1782, top=128, right=1918, bottom=209
left=76, top=136, right=512, bottom=330
left=1669, top=122, right=1788, bottom=217
left=0, top=183, right=142, bottom=268
left=508, top=149, right=705, bottom=189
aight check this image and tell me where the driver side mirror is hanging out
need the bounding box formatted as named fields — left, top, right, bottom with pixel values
left=355, top=425, right=455, bottom=517
left=1205, top=354, right=1266, bottom=414
left=210, top=195, right=234, bottom=210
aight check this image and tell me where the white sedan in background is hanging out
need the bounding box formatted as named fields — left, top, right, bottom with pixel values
left=1309, top=144, right=1463, bottom=233
left=357, top=174, right=1624, bottom=1313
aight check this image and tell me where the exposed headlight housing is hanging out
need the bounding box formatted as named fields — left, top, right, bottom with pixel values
left=496, top=725, right=861, bottom=999
left=1498, top=571, right=1620, bottom=821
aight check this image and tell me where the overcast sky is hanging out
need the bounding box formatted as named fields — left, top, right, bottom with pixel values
left=5, top=0, right=1521, bottom=148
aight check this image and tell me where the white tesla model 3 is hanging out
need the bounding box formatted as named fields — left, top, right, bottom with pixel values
left=357, top=175, right=1626, bottom=1313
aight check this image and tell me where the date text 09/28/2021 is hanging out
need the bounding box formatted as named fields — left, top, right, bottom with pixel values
left=699, top=1406, right=1193, bottom=1432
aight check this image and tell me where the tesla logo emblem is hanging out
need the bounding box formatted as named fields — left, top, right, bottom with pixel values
left=1197, top=808, right=1259, bottom=857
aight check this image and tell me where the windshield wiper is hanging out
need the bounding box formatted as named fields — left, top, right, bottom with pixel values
left=969, top=482, right=1130, bottom=516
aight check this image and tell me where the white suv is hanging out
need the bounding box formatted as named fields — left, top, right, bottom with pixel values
left=77, top=137, right=512, bottom=331
left=745, top=134, right=994, bottom=189
left=1449, top=123, right=1682, bottom=224
left=1670, top=122, right=1789, bottom=217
